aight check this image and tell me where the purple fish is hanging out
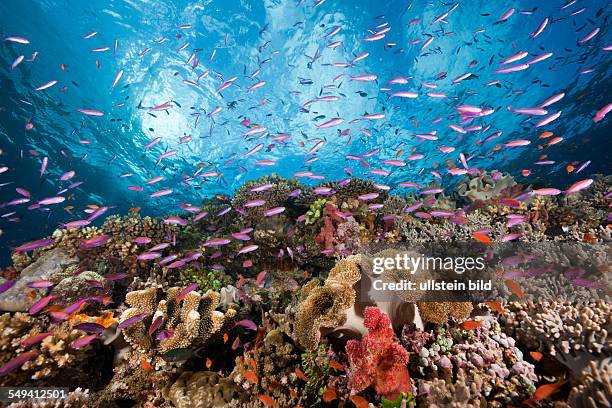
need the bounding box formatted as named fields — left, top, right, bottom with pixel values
left=117, top=312, right=147, bottom=329
left=264, top=207, right=285, bottom=217
left=0, top=279, right=16, bottom=294
left=156, top=330, right=174, bottom=340
left=73, top=323, right=105, bottom=334
left=15, top=238, right=54, bottom=252
left=176, top=283, right=199, bottom=301
left=570, top=279, right=606, bottom=289
left=149, top=243, right=170, bottom=251
left=148, top=316, right=164, bottom=336
left=137, top=252, right=162, bottom=260
left=20, top=332, right=52, bottom=347
left=29, top=295, right=55, bottom=314
left=203, top=238, right=231, bottom=247
left=62, top=298, right=89, bottom=315
left=105, top=273, right=129, bottom=281
left=0, top=351, right=39, bottom=376
left=71, top=334, right=97, bottom=349
left=234, top=319, right=257, bottom=331
left=27, top=280, right=54, bottom=288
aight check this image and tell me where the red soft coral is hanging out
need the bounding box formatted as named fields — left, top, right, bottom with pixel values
left=345, top=306, right=410, bottom=399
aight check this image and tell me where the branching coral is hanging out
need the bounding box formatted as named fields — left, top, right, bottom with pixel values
left=500, top=300, right=611, bottom=373
left=567, top=358, right=612, bottom=408
left=165, top=371, right=238, bottom=408
left=345, top=306, right=410, bottom=399
left=0, top=313, right=94, bottom=385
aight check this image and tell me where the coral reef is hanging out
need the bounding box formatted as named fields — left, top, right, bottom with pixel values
left=0, top=175, right=609, bottom=407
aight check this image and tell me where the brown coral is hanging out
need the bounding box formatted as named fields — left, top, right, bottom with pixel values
left=417, top=302, right=474, bottom=325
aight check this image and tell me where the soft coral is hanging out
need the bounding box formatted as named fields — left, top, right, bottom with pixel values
left=345, top=306, right=410, bottom=399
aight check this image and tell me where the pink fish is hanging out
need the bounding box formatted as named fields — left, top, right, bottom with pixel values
left=565, top=179, right=593, bottom=194
left=3, top=36, right=30, bottom=44
left=137, top=252, right=162, bottom=260
left=579, top=28, right=600, bottom=44
left=150, top=189, right=173, bottom=198
left=593, top=103, right=612, bottom=123
left=76, top=108, right=104, bottom=116
left=148, top=316, right=164, bottom=336
left=111, top=69, right=123, bottom=88
left=530, top=17, right=549, bottom=39
left=316, top=118, right=343, bottom=129
left=35, top=80, right=57, bottom=91
left=264, top=207, right=285, bottom=216
left=20, top=332, right=52, bottom=347
left=535, top=111, right=561, bottom=127
left=237, top=245, right=258, bottom=255
left=505, top=140, right=531, bottom=147
left=203, top=238, right=231, bottom=247
left=358, top=193, right=379, bottom=201
left=531, top=188, right=562, bottom=196
left=495, top=64, right=529, bottom=74
left=40, top=157, right=48, bottom=177
left=244, top=199, right=266, bottom=208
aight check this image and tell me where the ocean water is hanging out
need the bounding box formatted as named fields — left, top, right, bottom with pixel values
left=0, top=0, right=610, bottom=266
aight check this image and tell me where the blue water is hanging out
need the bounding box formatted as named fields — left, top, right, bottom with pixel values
left=0, top=0, right=610, bottom=265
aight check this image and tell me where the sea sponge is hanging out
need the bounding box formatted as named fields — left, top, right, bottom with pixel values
left=417, top=302, right=474, bottom=324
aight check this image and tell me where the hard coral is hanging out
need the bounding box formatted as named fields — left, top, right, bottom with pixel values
left=345, top=306, right=409, bottom=399
left=119, top=286, right=236, bottom=357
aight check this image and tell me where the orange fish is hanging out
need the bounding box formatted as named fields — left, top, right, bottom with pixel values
left=206, top=358, right=212, bottom=369
left=504, top=279, right=524, bottom=300
left=472, top=232, right=492, bottom=244
left=533, top=381, right=565, bottom=400
left=328, top=359, right=344, bottom=371
left=295, top=367, right=309, bottom=382
left=322, top=388, right=337, bottom=403
left=223, top=333, right=229, bottom=343
left=289, top=388, right=299, bottom=398
left=350, top=395, right=369, bottom=408
left=566, top=165, right=575, bottom=173
left=60, top=63, right=68, bottom=71
left=484, top=301, right=504, bottom=314
left=539, top=131, right=554, bottom=139
left=64, top=205, right=74, bottom=211
left=129, top=207, right=141, bottom=213
left=547, top=137, right=562, bottom=146
left=250, top=357, right=257, bottom=371
left=460, top=320, right=483, bottom=330
left=395, top=149, right=404, bottom=157
left=529, top=351, right=543, bottom=361
left=242, top=370, right=258, bottom=384
left=140, top=360, right=153, bottom=374
left=522, top=169, right=531, bottom=177
left=257, top=395, right=275, bottom=407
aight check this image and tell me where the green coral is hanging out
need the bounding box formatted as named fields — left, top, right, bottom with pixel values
left=305, top=199, right=327, bottom=225
left=180, top=268, right=229, bottom=292
left=301, top=345, right=330, bottom=406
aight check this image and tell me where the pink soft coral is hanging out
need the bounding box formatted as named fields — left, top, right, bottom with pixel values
left=345, top=306, right=410, bottom=399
